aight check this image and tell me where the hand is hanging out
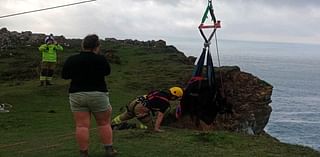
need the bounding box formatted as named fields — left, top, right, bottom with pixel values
left=53, top=41, right=58, bottom=45
left=175, top=104, right=182, bottom=119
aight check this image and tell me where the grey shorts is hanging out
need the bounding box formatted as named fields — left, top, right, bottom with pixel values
left=69, top=92, right=111, bottom=112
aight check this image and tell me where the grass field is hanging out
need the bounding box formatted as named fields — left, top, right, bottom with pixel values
left=1, top=42, right=319, bottom=157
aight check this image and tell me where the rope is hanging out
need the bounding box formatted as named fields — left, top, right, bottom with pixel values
left=214, top=33, right=221, bottom=67
left=214, top=33, right=225, bottom=96
left=0, top=0, right=97, bottom=19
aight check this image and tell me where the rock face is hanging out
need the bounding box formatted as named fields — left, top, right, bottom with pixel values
left=0, top=27, right=67, bottom=54
left=105, top=38, right=166, bottom=48
left=165, top=66, right=273, bottom=135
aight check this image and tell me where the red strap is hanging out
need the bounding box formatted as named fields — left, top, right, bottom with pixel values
left=188, top=76, right=204, bottom=84
left=148, top=95, right=169, bottom=102
left=199, top=21, right=221, bottom=29
left=147, top=91, right=169, bottom=102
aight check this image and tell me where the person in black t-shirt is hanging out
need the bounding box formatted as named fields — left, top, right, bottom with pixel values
left=112, top=87, right=183, bottom=132
left=62, top=34, right=116, bottom=157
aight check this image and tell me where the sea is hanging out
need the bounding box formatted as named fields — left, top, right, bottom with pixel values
left=172, top=39, right=320, bottom=151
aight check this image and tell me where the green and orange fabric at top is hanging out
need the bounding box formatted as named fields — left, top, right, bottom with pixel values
left=199, top=0, right=221, bottom=29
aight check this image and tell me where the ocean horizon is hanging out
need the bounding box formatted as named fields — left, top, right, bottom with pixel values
left=172, top=39, right=320, bottom=151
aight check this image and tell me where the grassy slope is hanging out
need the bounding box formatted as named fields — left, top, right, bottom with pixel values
left=0, top=42, right=319, bottom=157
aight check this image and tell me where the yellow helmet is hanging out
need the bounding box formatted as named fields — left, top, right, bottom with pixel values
left=169, top=87, right=183, bottom=98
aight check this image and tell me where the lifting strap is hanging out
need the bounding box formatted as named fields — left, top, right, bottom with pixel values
left=192, top=0, right=221, bottom=88
left=179, top=0, right=222, bottom=124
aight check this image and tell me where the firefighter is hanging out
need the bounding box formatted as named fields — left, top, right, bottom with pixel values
left=112, top=87, right=183, bottom=132
left=38, top=34, right=63, bottom=86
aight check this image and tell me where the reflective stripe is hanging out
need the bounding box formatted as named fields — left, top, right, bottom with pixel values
left=112, top=115, right=122, bottom=125
left=138, top=124, right=148, bottom=129
left=40, top=76, right=46, bottom=81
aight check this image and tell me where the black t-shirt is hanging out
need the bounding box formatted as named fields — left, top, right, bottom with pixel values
left=146, top=91, right=171, bottom=113
left=62, top=51, right=110, bottom=93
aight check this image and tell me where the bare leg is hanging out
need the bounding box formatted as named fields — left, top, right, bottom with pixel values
left=93, top=108, right=113, bottom=145
left=73, top=112, right=91, bottom=151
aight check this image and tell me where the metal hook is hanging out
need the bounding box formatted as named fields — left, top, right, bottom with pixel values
left=204, top=42, right=211, bottom=48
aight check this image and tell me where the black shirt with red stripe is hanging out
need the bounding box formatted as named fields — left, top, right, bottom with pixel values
left=146, top=90, right=171, bottom=113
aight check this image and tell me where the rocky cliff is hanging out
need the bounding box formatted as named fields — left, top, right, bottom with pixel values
left=216, top=66, right=273, bottom=134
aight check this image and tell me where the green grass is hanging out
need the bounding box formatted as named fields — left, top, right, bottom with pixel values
left=0, top=41, right=319, bottom=157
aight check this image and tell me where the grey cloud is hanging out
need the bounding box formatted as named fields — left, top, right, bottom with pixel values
left=0, top=0, right=319, bottom=48
left=129, top=0, right=184, bottom=6
left=224, top=0, right=320, bottom=8
left=259, top=0, right=320, bottom=7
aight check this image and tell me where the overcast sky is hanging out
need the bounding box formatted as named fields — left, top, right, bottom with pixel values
left=1, top=0, right=320, bottom=54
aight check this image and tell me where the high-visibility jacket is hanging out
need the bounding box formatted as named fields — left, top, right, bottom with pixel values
left=38, top=44, right=63, bottom=62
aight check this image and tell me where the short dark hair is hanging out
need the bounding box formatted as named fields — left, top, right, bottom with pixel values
left=82, top=34, right=100, bottom=50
